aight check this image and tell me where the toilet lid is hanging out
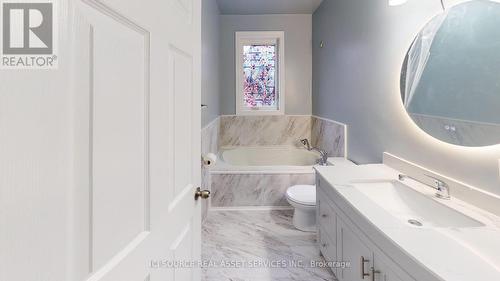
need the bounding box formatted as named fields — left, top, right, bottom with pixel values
left=286, top=185, right=316, bottom=206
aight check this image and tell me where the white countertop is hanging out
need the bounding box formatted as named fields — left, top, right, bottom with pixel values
left=315, top=164, right=500, bottom=281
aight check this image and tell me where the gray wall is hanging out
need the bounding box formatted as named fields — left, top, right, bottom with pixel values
left=312, top=0, right=500, bottom=196
left=202, top=0, right=221, bottom=127
left=220, top=14, right=312, bottom=115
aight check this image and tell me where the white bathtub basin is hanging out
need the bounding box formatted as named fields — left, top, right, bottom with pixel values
left=352, top=180, right=484, bottom=228
left=221, top=146, right=320, bottom=166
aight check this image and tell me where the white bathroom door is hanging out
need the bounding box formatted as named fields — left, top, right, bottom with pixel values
left=71, top=0, right=202, bottom=281
left=0, top=0, right=199, bottom=280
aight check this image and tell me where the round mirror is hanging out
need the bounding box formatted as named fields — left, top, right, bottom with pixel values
left=401, top=0, right=500, bottom=147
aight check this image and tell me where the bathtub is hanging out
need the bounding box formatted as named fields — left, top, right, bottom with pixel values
left=221, top=146, right=320, bottom=167
left=209, top=146, right=320, bottom=208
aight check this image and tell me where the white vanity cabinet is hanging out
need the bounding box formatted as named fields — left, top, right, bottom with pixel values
left=337, top=218, right=372, bottom=281
left=316, top=175, right=415, bottom=281
left=317, top=191, right=338, bottom=274
left=373, top=253, right=407, bottom=281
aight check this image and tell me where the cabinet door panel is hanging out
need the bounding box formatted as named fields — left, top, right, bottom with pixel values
left=319, top=226, right=337, bottom=261
left=318, top=189, right=337, bottom=241
left=338, top=219, right=373, bottom=281
left=374, top=253, right=415, bottom=281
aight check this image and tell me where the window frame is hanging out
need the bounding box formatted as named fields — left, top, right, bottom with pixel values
left=235, top=31, right=285, bottom=116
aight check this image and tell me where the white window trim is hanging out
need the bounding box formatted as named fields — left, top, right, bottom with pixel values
left=235, top=31, right=285, bottom=116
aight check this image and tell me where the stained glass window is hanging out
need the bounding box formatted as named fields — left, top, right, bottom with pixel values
left=242, top=45, right=277, bottom=109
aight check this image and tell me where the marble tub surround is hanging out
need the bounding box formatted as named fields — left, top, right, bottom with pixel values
left=311, top=116, right=346, bottom=157
left=201, top=117, right=219, bottom=155
left=216, top=114, right=346, bottom=155
left=211, top=173, right=315, bottom=208
left=201, top=117, right=220, bottom=221
left=203, top=114, right=347, bottom=212
left=202, top=210, right=337, bottom=281
left=219, top=115, right=312, bottom=147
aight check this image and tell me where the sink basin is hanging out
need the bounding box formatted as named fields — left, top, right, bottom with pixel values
left=352, top=180, right=484, bottom=228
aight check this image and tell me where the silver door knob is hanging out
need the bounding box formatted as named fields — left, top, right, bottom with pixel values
left=195, top=187, right=210, bottom=200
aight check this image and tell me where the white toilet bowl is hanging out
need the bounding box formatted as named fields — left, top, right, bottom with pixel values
left=286, top=185, right=316, bottom=232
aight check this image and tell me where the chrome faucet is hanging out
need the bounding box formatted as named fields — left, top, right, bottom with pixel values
left=398, top=174, right=450, bottom=200
left=314, top=149, right=329, bottom=166
left=300, top=139, right=328, bottom=166
left=430, top=177, right=451, bottom=200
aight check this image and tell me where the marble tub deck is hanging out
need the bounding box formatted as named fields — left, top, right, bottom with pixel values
left=202, top=210, right=337, bottom=281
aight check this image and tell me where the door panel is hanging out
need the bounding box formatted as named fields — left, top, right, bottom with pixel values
left=73, top=0, right=201, bottom=280
left=170, top=221, right=195, bottom=280
left=338, top=219, right=373, bottom=281
left=171, top=47, right=194, bottom=197
left=0, top=0, right=201, bottom=279
left=373, top=253, right=415, bottom=281
left=90, top=4, right=150, bottom=270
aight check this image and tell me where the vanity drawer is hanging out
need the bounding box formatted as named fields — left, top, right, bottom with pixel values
left=319, top=225, right=337, bottom=261
left=318, top=190, right=337, bottom=242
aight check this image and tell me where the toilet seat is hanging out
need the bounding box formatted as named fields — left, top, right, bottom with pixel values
left=286, top=185, right=316, bottom=206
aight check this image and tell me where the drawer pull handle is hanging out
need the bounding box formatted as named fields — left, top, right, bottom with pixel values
left=361, top=256, right=370, bottom=279
left=322, top=243, right=327, bottom=248
left=322, top=214, right=328, bottom=218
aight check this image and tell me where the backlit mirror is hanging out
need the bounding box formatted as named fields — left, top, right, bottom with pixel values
left=401, top=0, right=500, bottom=147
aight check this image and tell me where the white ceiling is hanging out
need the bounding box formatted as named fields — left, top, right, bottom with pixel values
left=216, top=0, right=324, bottom=15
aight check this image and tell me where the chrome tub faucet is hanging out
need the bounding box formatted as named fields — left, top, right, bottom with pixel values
left=300, top=139, right=328, bottom=166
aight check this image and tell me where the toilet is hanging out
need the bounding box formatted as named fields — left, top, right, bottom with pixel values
left=286, top=185, right=316, bottom=232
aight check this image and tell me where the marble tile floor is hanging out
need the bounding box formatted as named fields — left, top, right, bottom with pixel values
left=202, top=210, right=338, bottom=281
